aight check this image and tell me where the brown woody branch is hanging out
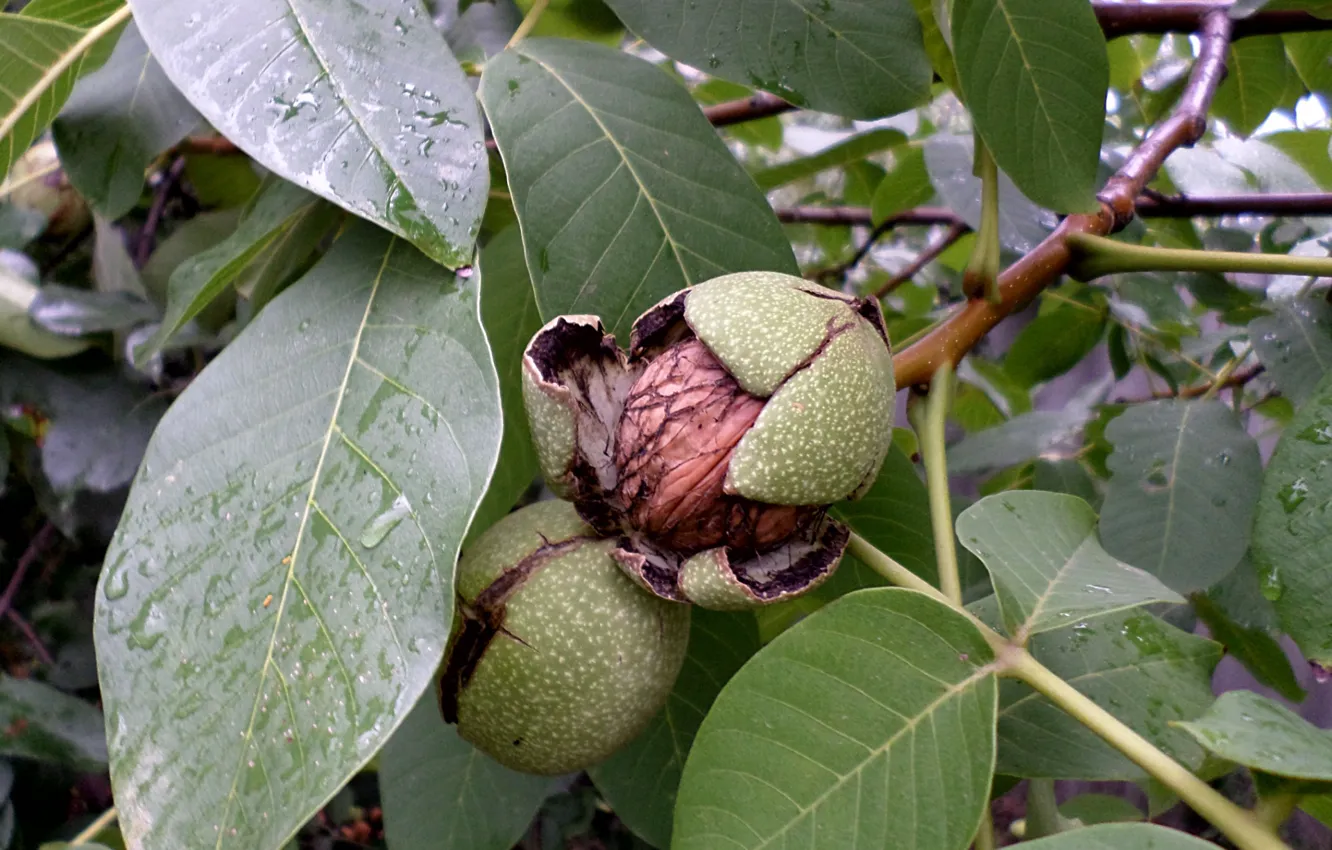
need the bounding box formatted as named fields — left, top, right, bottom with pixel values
left=1093, top=1, right=1332, bottom=39
left=892, top=10, right=1235, bottom=389
left=702, top=91, right=795, bottom=126
left=872, top=222, right=970, bottom=298
left=777, top=206, right=964, bottom=227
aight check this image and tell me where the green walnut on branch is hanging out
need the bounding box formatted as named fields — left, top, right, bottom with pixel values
left=521, top=270, right=897, bottom=609
left=438, top=499, right=690, bottom=776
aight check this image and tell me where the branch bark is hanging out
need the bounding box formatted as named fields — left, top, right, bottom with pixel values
left=892, top=10, right=1235, bottom=388
left=1094, top=1, right=1332, bottom=39
left=702, top=91, right=795, bottom=126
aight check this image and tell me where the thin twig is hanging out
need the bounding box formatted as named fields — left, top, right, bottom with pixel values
left=505, top=0, right=549, bottom=49
left=70, top=807, right=117, bottom=846
left=702, top=91, right=794, bottom=126
left=871, top=222, right=969, bottom=298
left=777, top=205, right=963, bottom=227
left=6, top=611, right=54, bottom=667
left=137, top=157, right=187, bottom=267
left=0, top=523, right=57, bottom=623
left=892, top=10, right=1234, bottom=388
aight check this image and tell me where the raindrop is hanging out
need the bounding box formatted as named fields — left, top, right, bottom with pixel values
left=1278, top=477, right=1309, bottom=513
left=359, top=493, right=412, bottom=548
left=1259, top=563, right=1284, bottom=602
left=104, top=566, right=130, bottom=601
left=1298, top=421, right=1332, bottom=445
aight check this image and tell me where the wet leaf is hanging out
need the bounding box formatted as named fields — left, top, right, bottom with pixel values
left=481, top=39, right=796, bottom=338
left=958, top=492, right=1183, bottom=640
left=0, top=1, right=127, bottom=181
left=1005, top=289, right=1108, bottom=387
left=1250, top=297, right=1332, bottom=407
left=0, top=675, right=106, bottom=769
left=1192, top=592, right=1305, bottom=703
left=379, top=695, right=555, bottom=850
left=948, top=409, right=1092, bottom=475
left=51, top=21, right=199, bottom=219
left=674, top=589, right=997, bottom=850
left=1176, top=690, right=1332, bottom=782
left=990, top=605, right=1219, bottom=780
left=1058, top=794, right=1144, bottom=825
left=590, top=609, right=761, bottom=849
left=1251, top=368, right=1332, bottom=667
left=603, top=0, right=932, bottom=119
left=831, top=444, right=939, bottom=590
left=923, top=133, right=1053, bottom=253
left=28, top=284, right=158, bottom=336
left=1099, top=400, right=1263, bottom=593
left=129, top=0, right=487, bottom=267
left=871, top=143, right=935, bottom=224
left=951, top=0, right=1107, bottom=212
left=0, top=268, right=91, bottom=358
left=94, top=221, right=501, bottom=850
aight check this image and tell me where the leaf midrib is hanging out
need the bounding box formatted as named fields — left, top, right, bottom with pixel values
left=213, top=238, right=397, bottom=847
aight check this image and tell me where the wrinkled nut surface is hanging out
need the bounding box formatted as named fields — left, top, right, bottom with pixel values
left=438, top=500, right=690, bottom=776
left=521, top=271, right=894, bottom=609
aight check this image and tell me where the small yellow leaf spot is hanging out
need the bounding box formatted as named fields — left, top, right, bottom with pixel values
left=281, top=555, right=292, bottom=565
left=262, top=594, right=273, bottom=608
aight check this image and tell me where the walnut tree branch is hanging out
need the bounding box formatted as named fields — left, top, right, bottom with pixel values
left=1093, top=0, right=1332, bottom=39
left=871, top=222, right=970, bottom=298
left=892, top=9, right=1234, bottom=389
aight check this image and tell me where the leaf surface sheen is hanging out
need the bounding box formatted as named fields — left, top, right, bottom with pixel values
left=94, top=221, right=501, bottom=850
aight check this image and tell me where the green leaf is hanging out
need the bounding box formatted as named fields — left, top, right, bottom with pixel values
left=692, top=80, right=782, bottom=151
left=51, top=20, right=199, bottom=219
left=948, top=409, right=1091, bottom=475
left=516, top=0, right=623, bottom=44
left=830, top=445, right=939, bottom=591
left=1099, top=399, right=1263, bottom=593
left=602, top=0, right=932, bottom=120
left=94, top=221, right=501, bottom=850
left=993, top=606, right=1220, bottom=780
left=133, top=178, right=331, bottom=363
left=1033, top=459, right=1101, bottom=509
left=129, top=0, right=488, bottom=267
left=480, top=39, right=796, bottom=339
left=871, top=144, right=935, bottom=224
left=1192, top=593, right=1305, bottom=703
left=1176, top=690, right=1332, bottom=781
left=1058, top=794, right=1144, bottom=825
left=590, top=609, right=761, bottom=849
left=1212, top=36, right=1298, bottom=137
left=957, top=492, right=1183, bottom=640
left=379, top=695, right=555, bottom=850
left=1285, top=33, right=1332, bottom=98
left=1005, top=291, right=1108, bottom=387
left=28, top=284, right=158, bottom=335
left=1017, top=823, right=1221, bottom=849
left=1250, top=297, right=1332, bottom=407
left=907, top=0, right=960, bottom=91
left=1252, top=368, right=1332, bottom=667
left=752, top=129, right=907, bottom=192
left=673, top=589, right=998, bottom=850
left=1267, top=129, right=1332, bottom=189
left=466, top=226, right=542, bottom=542
left=0, top=2, right=128, bottom=181
left=0, top=267, right=91, bottom=358
left=0, top=675, right=106, bottom=769
left=951, top=0, right=1107, bottom=213
left=1304, top=793, right=1332, bottom=828
left=923, top=133, right=1053, bottom=253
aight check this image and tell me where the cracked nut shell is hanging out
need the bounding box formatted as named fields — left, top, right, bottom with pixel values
left=438, top=500, right=690, bottom=775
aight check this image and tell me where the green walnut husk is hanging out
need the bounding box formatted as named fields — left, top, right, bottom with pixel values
left=438, top=500, right=690, bottom=776
left=521, top=271, right=895, bottom=609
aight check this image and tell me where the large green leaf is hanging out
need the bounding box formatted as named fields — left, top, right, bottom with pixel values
left=923, top=132, right=1052, bottom=253
left=589, top=609, right=761, bottom=849
left=602, top=0, right=932, bottom=120
left=51, top=20, right=199, bottom=219
left=1098, top=399, right=1263, bottom=593
left=0, top=2, right=128, bottom=181
left=1251, top=368, right=1332, bottom=667
left=956, top=492, right=1183, bottom=640
left=1192, top=592, right=1305, bottom=704
left=480, top=39, right=796, bottom=339
left=133, top=178, right=336, bottom=363
left=751, top=129, right=907, bottom=192
left=1212, top=36, right=1298, bottom=137
left=950, top=0, right=1107, bottom=213
left=0, top=675, right=106, bottom=769
left=1018, top=823, right=1220, bottom=849
left=466, top=226, right=542, bottom=542
left=1250, top=297, right=1332, bottom=407
left=830, top=444, right=938, bottom=589
left=94, top=221, right=502, bottom=850
left=128, top=0, right=487, bottom=267
left=1005, top=288, right=1109, bottom=388
left=871, top=143, right=935, bottom=224
left=1176, top=691, right=1332, bottom=782
left=1285, top=32, right=1332, bottom=98
left=947, top=409, right=1091, bottom=475
left=379, top=695, right=555, bottom=850
left=994, top=607, right=1220, bottom=780
left=673, top=589, right=997, bottom=850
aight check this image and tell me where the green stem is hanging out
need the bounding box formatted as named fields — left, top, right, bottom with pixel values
left=973, top=808, right=997, bottom=850
left=505, top=0, right=549, bottom=48
left=1025, top=779, right=1066, bottom=838
left=1008, top=653, right=1287, bottom=850
left=1253, top=791, right=1299, bottom=833
left=846, top=532, right=1290, bottom=850
left=1200, top=343, right=1253, bottom=403
left=964, top=139, right=1002, bottom=302
left=70, top=807, right=117, bottom=846
left=906, top=365, right=963, bottom=605
left=1069, top=233, right=1332, bottom=280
